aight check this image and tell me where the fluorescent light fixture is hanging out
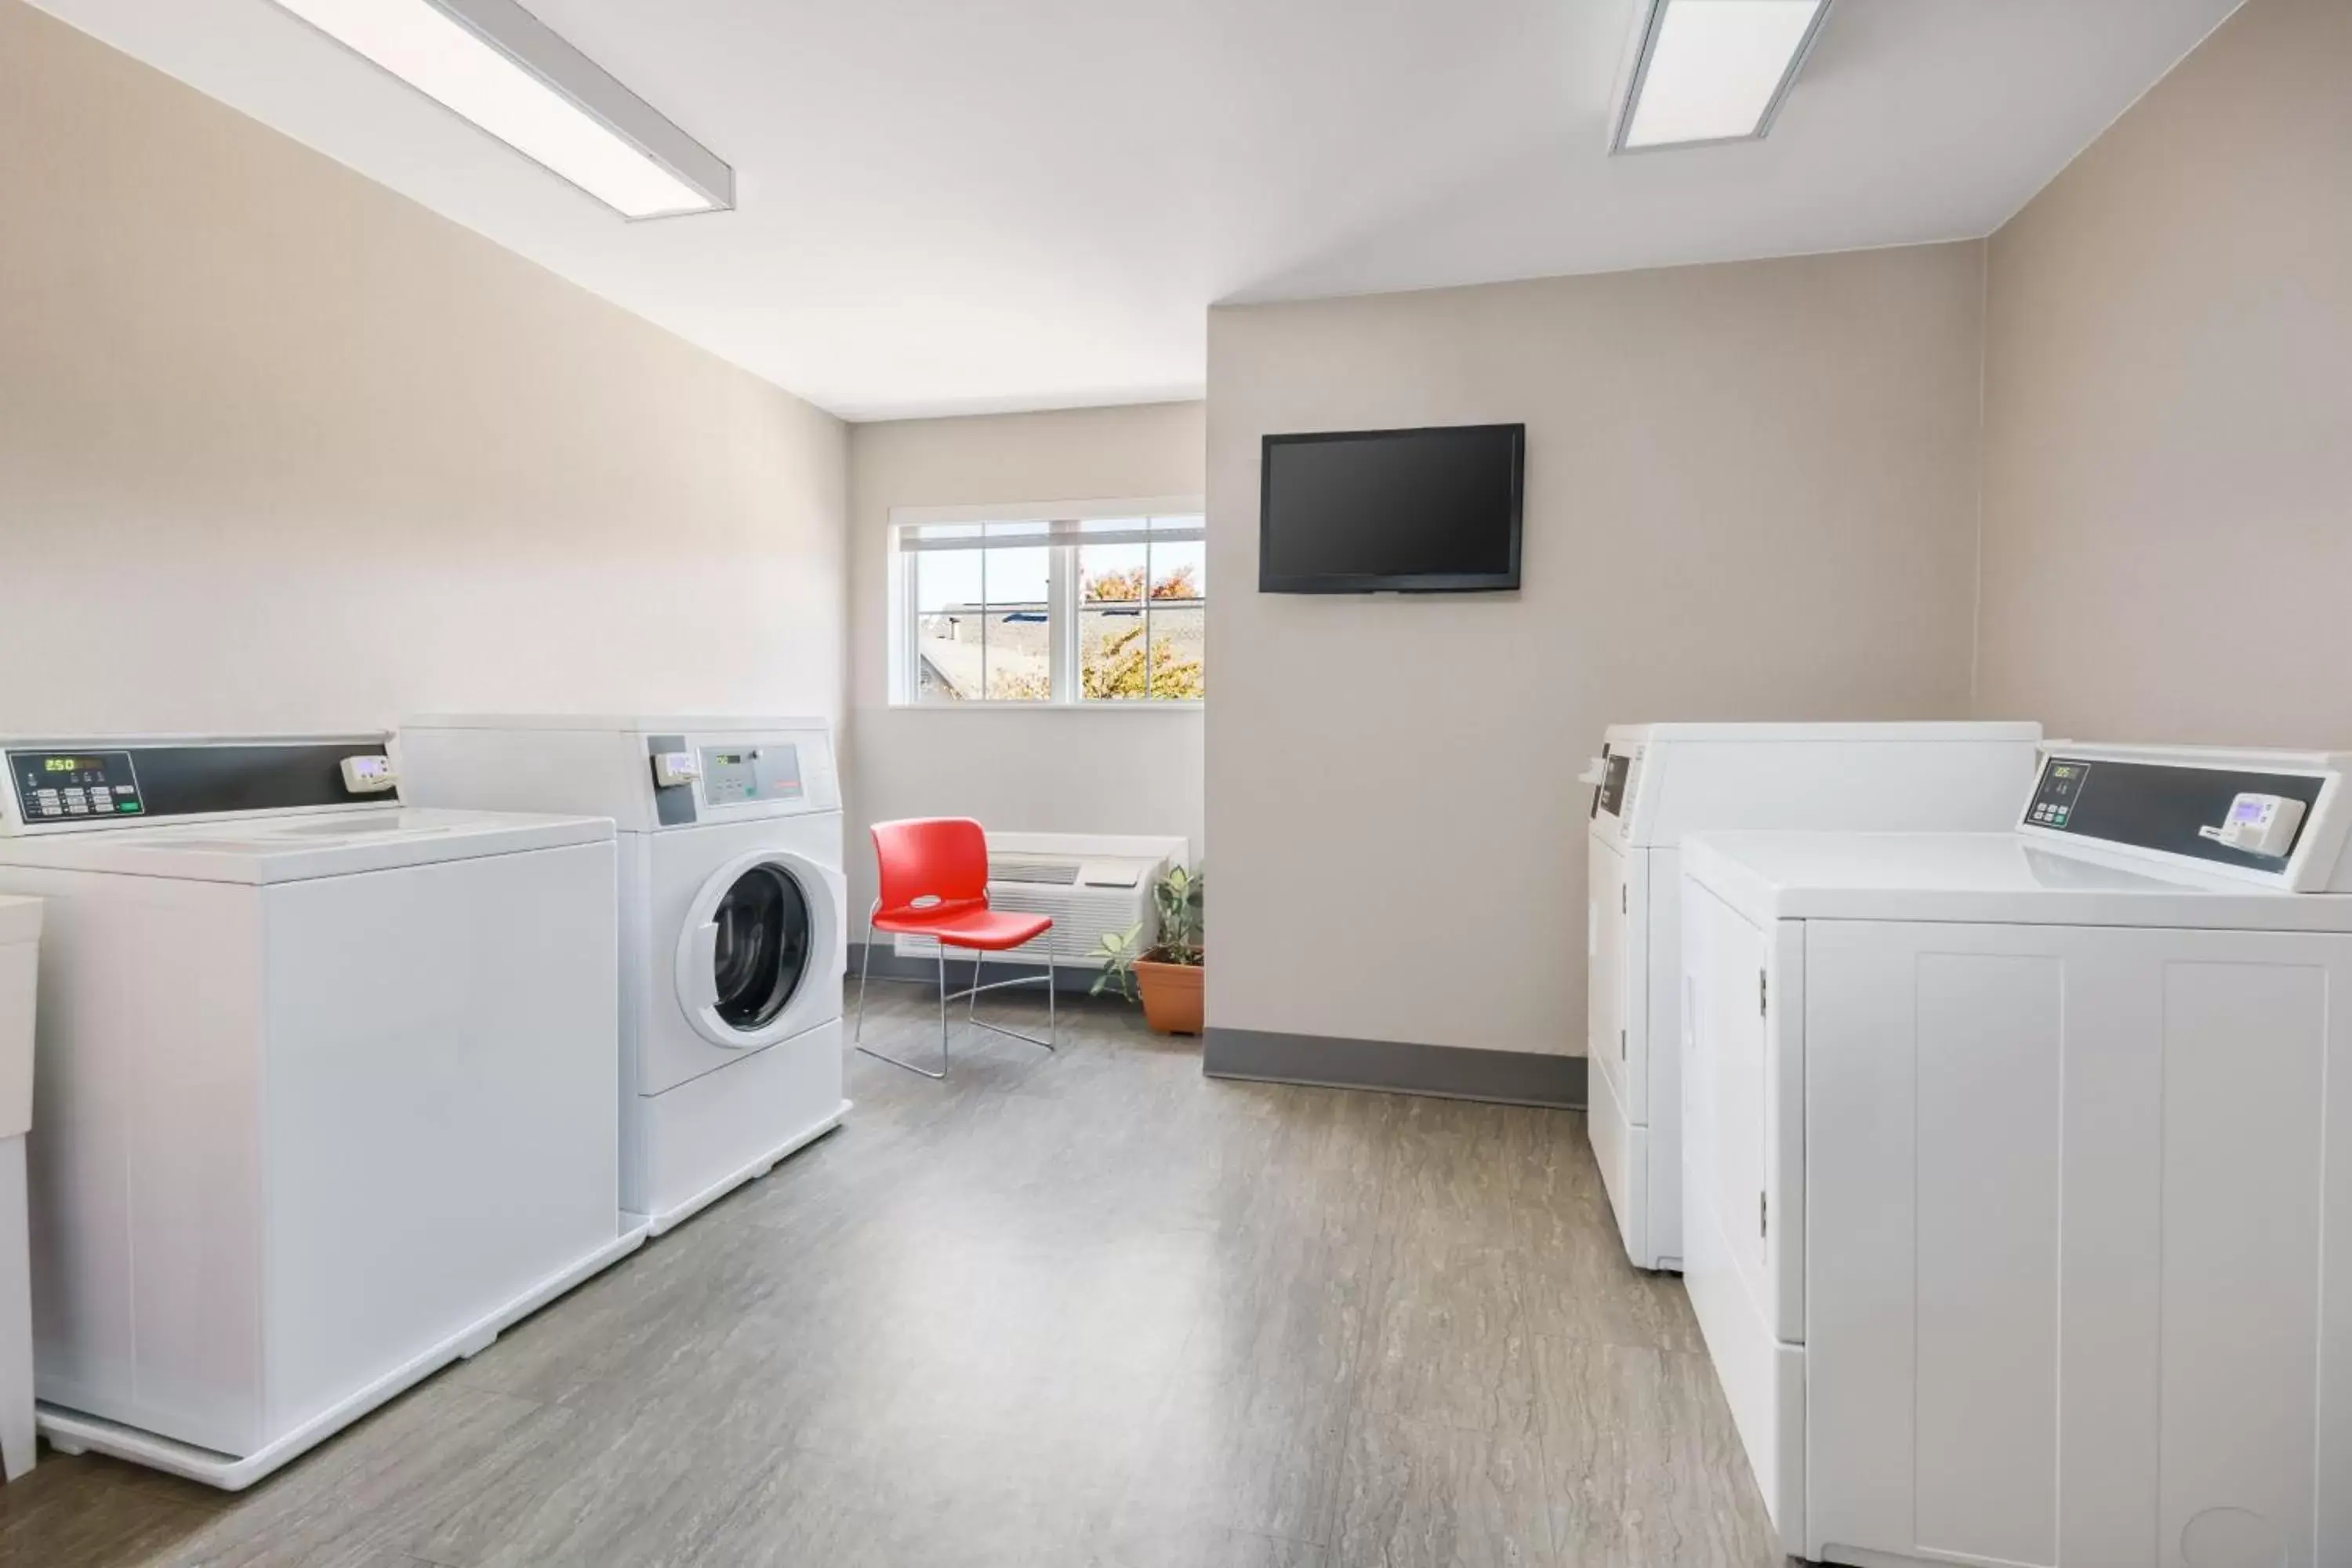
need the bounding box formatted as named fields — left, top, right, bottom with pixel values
left=272, top=0, right=732, bottom=219
left=1613, top=0, right=1831, bottom=153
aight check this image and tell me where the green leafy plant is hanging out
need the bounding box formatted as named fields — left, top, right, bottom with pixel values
left=1090, top=864, right=1204, bottom=1000
left=1081, top=622, right=1205, bottom=702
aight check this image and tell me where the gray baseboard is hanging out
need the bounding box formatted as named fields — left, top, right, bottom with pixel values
left=1203, top=1027, right=1588, bottom=1110
left=848, top=942, right=1105, bottom=996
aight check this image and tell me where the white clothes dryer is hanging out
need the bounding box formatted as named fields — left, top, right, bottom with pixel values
left=1580, top=721, right=2042, bottom=1270
left=0, top=735, right=633, bottom=1490
left=401, top=716, right=848, bottom=1235
left=1680, top=743, right=2352, bottom=1566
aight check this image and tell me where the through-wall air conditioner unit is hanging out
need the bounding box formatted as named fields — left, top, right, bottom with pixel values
left=891, top=832, right=1189, bottom=967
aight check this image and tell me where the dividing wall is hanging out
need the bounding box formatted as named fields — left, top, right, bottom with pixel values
left=1205, top=244, right=1989, bottom=1095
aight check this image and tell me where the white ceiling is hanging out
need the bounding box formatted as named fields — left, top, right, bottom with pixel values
left=30, top=0, right=2238, bottom=420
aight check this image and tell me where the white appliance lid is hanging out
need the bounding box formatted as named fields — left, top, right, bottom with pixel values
left=1684, top=831, right=2352, bottom=932
left=0, top=809, right=612, bottom=885
left=405, top=713, right=829, bottom=734
left=1602, top=720, right=2042, bottom=744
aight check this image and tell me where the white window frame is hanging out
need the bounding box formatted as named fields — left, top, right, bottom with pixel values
left=887, top=495, right=1206, bottom=710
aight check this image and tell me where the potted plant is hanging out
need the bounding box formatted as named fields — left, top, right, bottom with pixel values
left=1090, top=864, right=1203, bottom=1035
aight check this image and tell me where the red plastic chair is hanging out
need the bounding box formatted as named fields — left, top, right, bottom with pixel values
left=854, top=818, right=1055, bottom=1079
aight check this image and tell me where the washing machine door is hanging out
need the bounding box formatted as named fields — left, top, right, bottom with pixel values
left=674, top=848, right=844, bottom=1051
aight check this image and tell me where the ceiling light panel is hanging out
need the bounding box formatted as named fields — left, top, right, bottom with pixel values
left=1614, top=0, right=1831, bottom=153
left=271, top=0, right=732, bottom=219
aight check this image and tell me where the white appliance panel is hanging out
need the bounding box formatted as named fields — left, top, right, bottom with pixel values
left=20, top=871, right=267, bottom=1455
left=0, top=902, right=35, bottom=1139
left=0, top=898, right=38, bottom=1482
left=1640, top=848, right=1676, bottom=1172
left=1636, top=739, right=2042, bottom=847
left=1588, top=837, right=1627, bottom=1102
left=1586, top=1043, right=1638, bottom=1264
left=261, top=843, right=618, bottom=1438
left=1802, top=919, right=2349, bottom=1568
left=1681, top=878, right=1805, bottom=1540
left=628, top=1020, right=845, bottom=1225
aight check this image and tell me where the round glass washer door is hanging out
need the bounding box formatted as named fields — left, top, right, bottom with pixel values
left=675, top=848, right=844, bottom=1050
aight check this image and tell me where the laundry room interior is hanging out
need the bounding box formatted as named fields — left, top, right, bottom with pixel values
left=0, top=1, right=2345, bottom=1565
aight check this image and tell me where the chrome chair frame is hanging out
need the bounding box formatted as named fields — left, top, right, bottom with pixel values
left=852, top=915, right=1057, bottom=1080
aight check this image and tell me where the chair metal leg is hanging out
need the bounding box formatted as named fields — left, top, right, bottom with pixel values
left=855, top=935, right=1058, bottom=1076
left=853, top=917, right=875, bottom=1044
left=940, top=944, right=1057, bottom=1052
left=853, top=930, right=951, bottom=1080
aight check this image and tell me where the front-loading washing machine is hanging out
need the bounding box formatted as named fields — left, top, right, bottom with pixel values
left=401, top=716, right=848, bottom=1234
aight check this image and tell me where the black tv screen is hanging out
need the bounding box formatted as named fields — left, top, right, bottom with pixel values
left=1259, top=423, right=1524, bottom=593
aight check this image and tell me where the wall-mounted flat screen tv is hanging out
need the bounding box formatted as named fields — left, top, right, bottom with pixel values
left=1258, top=423, right=1524, bottom=593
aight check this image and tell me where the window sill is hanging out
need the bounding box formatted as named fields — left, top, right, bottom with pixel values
left=884, top=700, right=1203, bottom=713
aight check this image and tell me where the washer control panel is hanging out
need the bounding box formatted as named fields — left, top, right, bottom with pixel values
left=4, top=737, right=397, bottom=833
left=10, top=750, right=145, bottom=823
left=2022, top=750, right=2328, bottom=876
left=700, top=744, right=803, bottom=807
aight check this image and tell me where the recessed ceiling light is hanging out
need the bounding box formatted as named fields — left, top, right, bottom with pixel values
left=270, top=0, right=732, bottom=220
left=1612, top=0, right=1832, bottom=154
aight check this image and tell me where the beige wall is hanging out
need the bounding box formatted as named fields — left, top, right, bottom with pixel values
left=1977, top=0, right=2352, bottom=745
left=0, top=2, right=847, bottom=740
left=1207, top=245, right=1988, bottom=1054
left=844, top=402, right=1205, bottom=921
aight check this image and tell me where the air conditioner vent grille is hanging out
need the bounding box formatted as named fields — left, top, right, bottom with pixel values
left=989, top=860, right=1079, bottom=886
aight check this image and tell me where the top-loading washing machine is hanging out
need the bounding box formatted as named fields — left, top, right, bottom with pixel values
left=0, top=734, right=632, bottom=1489
left=1679, top=742, right=2352, bottom=1566
left=1580, top=721, right=2042, bottom=1270
left=401, top=716, right=848, bottom=1235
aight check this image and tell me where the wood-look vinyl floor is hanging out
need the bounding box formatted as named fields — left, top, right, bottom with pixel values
left=0, top=988, right=1783, bottom=1567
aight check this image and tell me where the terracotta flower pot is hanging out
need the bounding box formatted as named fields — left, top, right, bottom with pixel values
left=1133, top=953, right=1204, bottom=1036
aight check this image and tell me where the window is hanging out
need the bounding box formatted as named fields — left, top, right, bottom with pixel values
left=890, top=500, right=1206, bottom=706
